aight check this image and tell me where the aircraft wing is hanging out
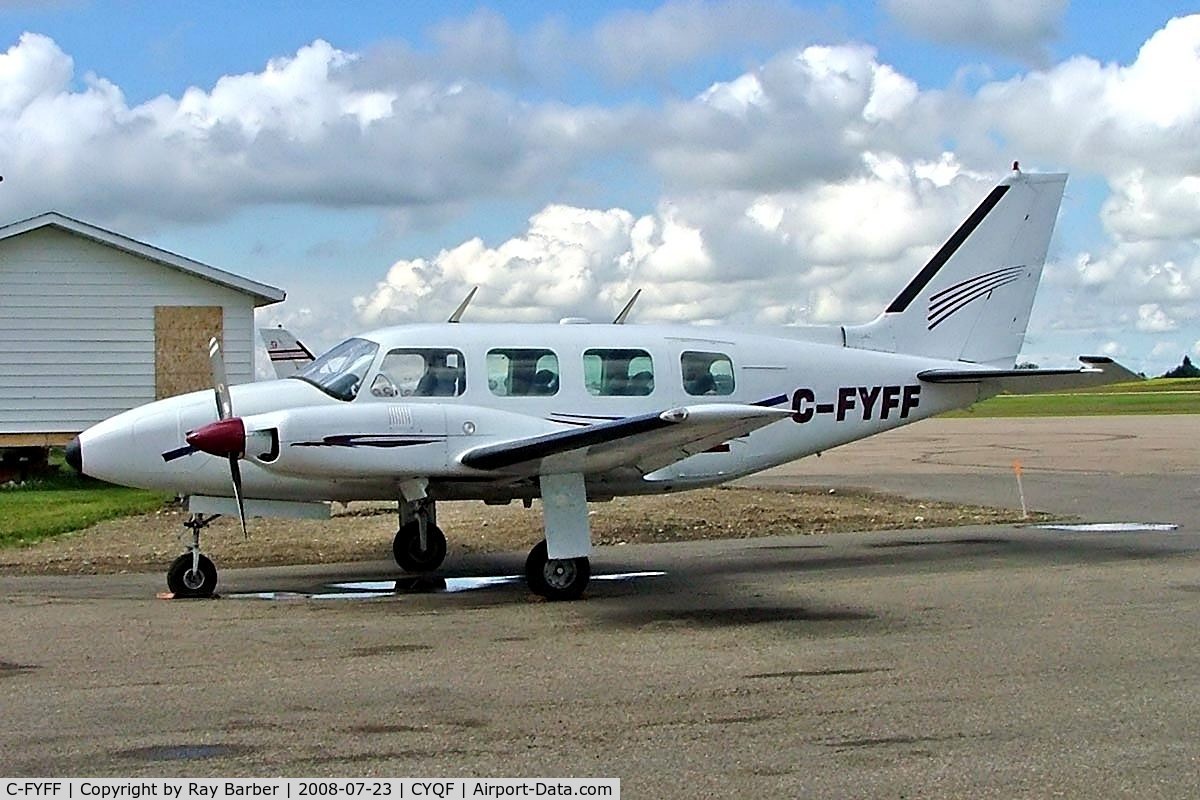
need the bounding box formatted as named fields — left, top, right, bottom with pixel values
left=917, top=356, right=1141, bottom=393
left=460, top=404, right=792, bottom=478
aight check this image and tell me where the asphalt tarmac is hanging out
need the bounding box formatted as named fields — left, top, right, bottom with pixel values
left=2, top=415, right=1198, bottom=798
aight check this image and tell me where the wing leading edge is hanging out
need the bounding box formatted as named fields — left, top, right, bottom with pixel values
left=459, top=404, right=792, bottom=478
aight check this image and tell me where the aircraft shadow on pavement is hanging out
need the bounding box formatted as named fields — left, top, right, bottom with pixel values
left=223, top=530, right=1185, bottom=627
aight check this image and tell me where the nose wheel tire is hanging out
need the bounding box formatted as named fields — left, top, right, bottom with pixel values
left=525, top=540, right=590, bottom=601
left=393, top=521, right=448, bottom=572
left=167, top=553, right=218, bottom=598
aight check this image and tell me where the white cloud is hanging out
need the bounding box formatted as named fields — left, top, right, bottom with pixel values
left=883, top=0, right=1067, bottom=63
left=0, top=35, right=615, bottom=226
left=1099, top=340, right=1127, bottom=357
left=353, top=152, right=1000, bottom=330
left=963, top=15, right=1200, bottom=180
left=3, top=12, right=1200, bottom=374
left=652, top=43, right=929, bottom=193
left=1136, top=303, right=1177, bottom=332
left=587, top=0, right=819, bottom=83
left=1102, top=170, right=1200, bottom=241
left=1150, top=340, right=1179, bottom=359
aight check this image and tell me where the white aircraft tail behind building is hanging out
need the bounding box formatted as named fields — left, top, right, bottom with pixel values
left=70, top=167, right=1138, bottom=602
left=260, top=327, right=315, bottom=378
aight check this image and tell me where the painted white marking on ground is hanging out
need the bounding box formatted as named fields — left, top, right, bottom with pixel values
left=228, top=571, right=666, bottom=600
left=1036, top=522, right=1179, bottom=533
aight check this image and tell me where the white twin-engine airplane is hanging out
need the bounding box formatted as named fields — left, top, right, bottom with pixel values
left=67, top=168, right=1136, bottom=601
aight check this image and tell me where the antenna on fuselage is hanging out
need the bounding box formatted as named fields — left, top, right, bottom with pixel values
left=447, top=286, right=478, bottom=323
left=612, top=289, right=641, bottom=324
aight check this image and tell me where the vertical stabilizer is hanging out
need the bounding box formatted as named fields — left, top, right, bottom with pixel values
left=843, top=170, right=1067, bottom=367
left=259, top=328, right=315, bottom=378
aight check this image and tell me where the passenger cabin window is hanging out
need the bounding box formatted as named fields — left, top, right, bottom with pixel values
left=487, top=349, right=560, bottom=396
left=583, top=348, right=654, bottom=396
left=294, top=337, right=379, bottom=401
left=681, top=351, right=735, bottom=396
left=371, top=348, right=465, bottom=398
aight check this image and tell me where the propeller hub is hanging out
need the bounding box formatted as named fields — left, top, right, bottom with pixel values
left=186, top=417, right=246, bottom=457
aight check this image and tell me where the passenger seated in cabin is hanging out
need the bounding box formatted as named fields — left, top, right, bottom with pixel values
left=531, top=369, right=558, bottom=395
left=682, top=360, right=716, bottom=395
left=415, top=355, right=461, bottom=397
left=628, top=370, right=654, bottom=396
left=605, top=372, right=629, bottom=396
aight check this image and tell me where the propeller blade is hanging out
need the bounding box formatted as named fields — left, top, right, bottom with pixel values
left=208, top=337, right=233, bottom=420
left=206, top=336, right=247, bottom=537
left=228, top=454, right=247, bottom=538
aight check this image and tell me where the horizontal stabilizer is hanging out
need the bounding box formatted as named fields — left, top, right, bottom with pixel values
left=918, top=356, right=1141, bottom=394
left=460, top=404, right=792, bottom=476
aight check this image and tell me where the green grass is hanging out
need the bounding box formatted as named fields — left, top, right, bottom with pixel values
left=948, top=378, right=1200, bottom=418
left=0, top=453, right=171, bottom=548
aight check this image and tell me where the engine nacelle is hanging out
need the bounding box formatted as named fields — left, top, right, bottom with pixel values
left=241, top=403, right=453, bottom=478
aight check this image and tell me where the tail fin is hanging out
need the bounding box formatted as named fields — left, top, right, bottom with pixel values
left=259, top=327, right=315, bottom=378
left=844, top=169, right=1067, bottom=367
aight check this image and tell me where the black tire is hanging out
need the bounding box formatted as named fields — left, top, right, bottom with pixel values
left=167, top=553, right=218, bottom=598
left=525, top=540, right=590, bottom=601
left=393, top=521, right=448, bottom=572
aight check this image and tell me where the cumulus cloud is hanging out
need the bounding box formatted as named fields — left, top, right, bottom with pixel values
left=963, top=15, right=1200, bottom=180
left=1150, top=340, right=1180, bottom=359
left=352, top=152, right=999, bottom=329
left=586, top=0, right=819, bottom=83
left=4, top=10, right=1200, bottom=374
left=1137, top=303, right=1178, bottom=332
left=0, top=34, right=615, bottom=226
left=651, top=43, right=931, bottom=192
left=883, top=0, right=1067, bottom=63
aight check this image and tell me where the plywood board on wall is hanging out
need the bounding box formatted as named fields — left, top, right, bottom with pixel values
left=155, top=306, right=223, bottom=399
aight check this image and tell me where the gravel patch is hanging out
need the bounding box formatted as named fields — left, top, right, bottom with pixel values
left=0, top=485, right=1043, bottom=575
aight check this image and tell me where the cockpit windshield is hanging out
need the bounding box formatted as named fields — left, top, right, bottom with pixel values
left=292, top=337, right=380, bottom=401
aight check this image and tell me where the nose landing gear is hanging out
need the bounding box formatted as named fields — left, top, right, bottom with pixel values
left=167, top=514, right=220, bottom=598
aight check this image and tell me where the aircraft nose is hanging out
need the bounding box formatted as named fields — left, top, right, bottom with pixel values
left=65, top=436, right=83, bottom=474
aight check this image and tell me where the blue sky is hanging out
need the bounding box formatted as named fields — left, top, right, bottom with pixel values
left=2, top=1, right=1199, bottom=374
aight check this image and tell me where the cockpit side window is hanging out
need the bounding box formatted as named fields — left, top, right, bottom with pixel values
left=583, top=348, right=654, bottom=396
left=293, top=337, right=380, bottom=401
left=371, top=348, right=465, bottom=398
left=487, top=349, right=560, bottom=396
left=681, top=351, right=735, bottom=396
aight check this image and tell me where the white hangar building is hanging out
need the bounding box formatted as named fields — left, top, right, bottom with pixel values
left=0, top=212, right=285, bottom=447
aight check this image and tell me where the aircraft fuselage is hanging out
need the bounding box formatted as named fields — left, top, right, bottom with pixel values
left=75, top=321, right=978, bottom=504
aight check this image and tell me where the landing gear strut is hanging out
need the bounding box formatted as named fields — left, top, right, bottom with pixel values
left=393, top=498, right=447, bottom=573
left=167, top=514, right=219, bottom=598
left=525, top=540, right=590, bottom=601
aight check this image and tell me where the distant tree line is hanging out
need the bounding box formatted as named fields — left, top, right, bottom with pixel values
left=1162, top=355, right=1200, bottom=379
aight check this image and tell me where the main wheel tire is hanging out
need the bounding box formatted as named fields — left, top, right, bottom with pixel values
left=525, top=540, right=590, bottom=601
left=167, top=553, right=218, bottom=598
left=393, top=521, right=448, bottom=572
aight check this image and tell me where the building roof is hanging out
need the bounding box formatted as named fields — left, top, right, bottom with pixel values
left=0, top=211, right=285, bottom=307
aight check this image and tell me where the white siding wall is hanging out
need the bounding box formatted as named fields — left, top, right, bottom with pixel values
left=0, top=227, right=257, bottom=434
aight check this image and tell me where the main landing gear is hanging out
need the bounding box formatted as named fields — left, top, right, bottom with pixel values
left=524, top=540, right=590, bottom=601
left=167, top=514, right=219, bottom=598
left=392, top=497, right=447, bottom=573
left=391, top=474, right=594, bottom=601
